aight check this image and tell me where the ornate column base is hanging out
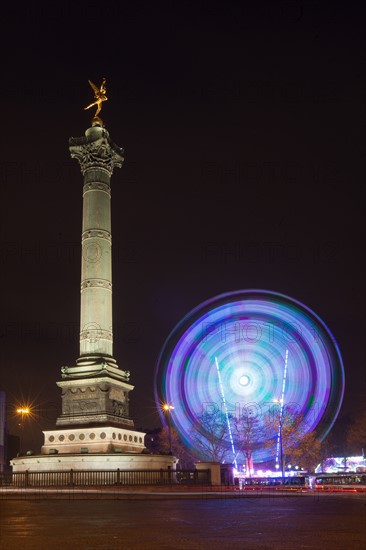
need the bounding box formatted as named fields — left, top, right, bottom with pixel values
left=56, top=373, right=134, bottom=429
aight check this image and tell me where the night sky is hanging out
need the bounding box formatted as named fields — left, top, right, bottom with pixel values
left=1, top=2, right=365, bottom=452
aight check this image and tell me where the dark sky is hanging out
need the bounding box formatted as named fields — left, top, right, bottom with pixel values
left=1, top=1, right=365, bottom=452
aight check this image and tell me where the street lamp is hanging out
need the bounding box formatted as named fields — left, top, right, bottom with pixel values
left=17, top=406, right=30, bottom=455
left=162, top=403, right=174, bottom=454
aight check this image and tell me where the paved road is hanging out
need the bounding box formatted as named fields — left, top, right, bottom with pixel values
left=1, top=493, right=365, bottom=549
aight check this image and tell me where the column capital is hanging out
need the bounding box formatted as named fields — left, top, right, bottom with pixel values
left=69, top=126, right=124, bottom=176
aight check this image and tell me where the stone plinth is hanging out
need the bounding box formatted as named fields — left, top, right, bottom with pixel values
left=42, top=426, right=145, bottom=455
left=56, top=375, right=134, bottom=428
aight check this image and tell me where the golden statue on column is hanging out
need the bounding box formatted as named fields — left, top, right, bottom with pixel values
left=84, top=78, right=108, bottom=124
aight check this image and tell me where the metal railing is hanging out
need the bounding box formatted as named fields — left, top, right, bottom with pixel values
left=0, top=468, right=211, bottom=487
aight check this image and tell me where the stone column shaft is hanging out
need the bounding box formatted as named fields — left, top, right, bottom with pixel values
left=69, top=126, right=124, bottom=363
left=80, top=171, right=113, bottom=357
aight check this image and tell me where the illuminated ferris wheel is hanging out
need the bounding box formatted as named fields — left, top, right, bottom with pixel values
left=154, top=290, right=345, bottom=465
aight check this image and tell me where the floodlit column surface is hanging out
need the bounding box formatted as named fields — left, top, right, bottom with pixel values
left=69, top=125, right=124, bottom=361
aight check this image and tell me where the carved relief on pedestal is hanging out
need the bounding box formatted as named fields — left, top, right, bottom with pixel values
left=112, top=399, right=128, bottom=417
left=61, top=385, right=101, bottom=417
left=108, top=387, right=130, bottom=418
left=62, top=398, right=98, bottom=416
left=61, top=386, right=97, bottom=397
left=63, top=400, right=98, bottom=415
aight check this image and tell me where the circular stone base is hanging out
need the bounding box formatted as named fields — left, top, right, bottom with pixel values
left=10, top=453, right=178, bottom=473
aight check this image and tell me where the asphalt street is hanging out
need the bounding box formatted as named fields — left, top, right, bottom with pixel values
left=1, top=493, right=365, bottom=549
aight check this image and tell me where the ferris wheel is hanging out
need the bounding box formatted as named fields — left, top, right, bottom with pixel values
left=154, top=290, right=345, bottom=464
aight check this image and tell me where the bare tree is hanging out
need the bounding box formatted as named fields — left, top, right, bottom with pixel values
left=263, top=406, right=324, bottom=472
left=144, top=428, right=195, bottom=468
left=288, top=431, right=324, bottom=473
left=347, top=409, right=366, bottom=456
left=189, top=408, right=231, bottom=462
left=158, top=427, right=195, bottom=468
left=233, top=405, right=264, bottom=476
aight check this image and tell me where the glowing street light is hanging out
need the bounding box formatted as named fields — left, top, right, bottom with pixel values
left=17, top=407, right=30, bottom=415
left=162, top=404, right=174, bottom=454
left=17, top=406, right=30, bottom=455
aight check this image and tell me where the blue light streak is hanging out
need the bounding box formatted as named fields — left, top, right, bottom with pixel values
left=215, top=356, right=238, bottom=469
left=276, top=349, right=288, bottom=469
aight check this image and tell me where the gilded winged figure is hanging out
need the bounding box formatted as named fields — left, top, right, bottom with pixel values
left=84, top=79, right=108, bottom=117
